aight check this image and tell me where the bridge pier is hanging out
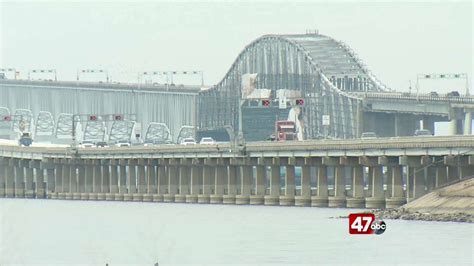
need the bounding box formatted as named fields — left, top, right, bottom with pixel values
left=346, top=165, right=365, bottom=208
left=82, top=160, right=94, bottom=200
left=118, top=161, right=127, bottom=199
left=126, top=159, right=137, bottom=201
left=280, top=162, right=295, bottom=206
left=250, top=163, right=265, bottom=205
left=143, top=159, right=156, bottom=202
left=264, top=164, right=280, bottom=206
left=385, top=165, right=406, bottom=208
left=223, top=165, right=237, bottom=204
left=295, top=164, right=311, bottom=207
left=24, top=161, right=34, bottom=198
left=5, top=158, right=14, bottom=197
left=186, top=161, right=201, bottom=203
left=68, top=161, right=78, bottom=200
left=135, top=159, right=146, bottom=201
left=210, top=163, right=225, bottom=204
left=58, top=159, right=71, bottom=199
left=328, top=165, right=346, bottom=208
left=176, top=161, right=191, bottom=203
left=153, top=163, right=167, bottom=202
left=311, top=166, right=328, bottom=207
left=164, top=161, right=179, bottom=203
left=198, top=162, right=212, bottom=203
left=0, top=158, right=5, bottom=198
left=15, top=160, right=26, bottom=198
left=236, top=165, right=251, bottom=205
left=74, top=163, right=84, bottom=200
left=106, top=160, right=118, bottom=201
left=35, top=162, right=46, bottom=199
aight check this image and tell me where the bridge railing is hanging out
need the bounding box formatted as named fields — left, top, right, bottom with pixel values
left=353, top=92, right=474, bottom=103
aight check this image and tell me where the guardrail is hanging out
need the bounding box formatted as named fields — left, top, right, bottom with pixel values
left=1, top=136, right=473, bottom=159
left=354, top=92, right=474, bottom=103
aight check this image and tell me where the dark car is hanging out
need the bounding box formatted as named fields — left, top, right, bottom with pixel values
left=95, top=141, right=108, bottom=147
left=446, top=91, right=460, bottom=97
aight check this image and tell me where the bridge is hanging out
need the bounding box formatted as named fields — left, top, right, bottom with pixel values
left=1, top=32, right=473, bottom=143
left=0, top=31, right=473, bottom=209
left=0, top=136, right=473, bottom=208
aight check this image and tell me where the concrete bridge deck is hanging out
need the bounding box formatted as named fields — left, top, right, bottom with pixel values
left=0, top=136, right=473, bottom=209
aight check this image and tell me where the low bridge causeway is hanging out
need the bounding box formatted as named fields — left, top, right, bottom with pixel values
left=0, top=136, right=473, bottom=209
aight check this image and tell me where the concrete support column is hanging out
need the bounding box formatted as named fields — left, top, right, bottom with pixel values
left=385, top=167, right=393, bottom=197
left=435, top=166, right=448, bottom=187
left=236, top=165, right=251, bottom=205
left=447, top=166, right=458, bottom=182
left=264, top=165, right=280, bottom=205
left=154, top=165, right=167, bottom=202
left=463, top=112, right=472, bottom=135
left=109, top=161, right=119, bottom=194
left=329, top=166, right=346, bottom=207
left=15, top=162, right=25, bottom=198
left=119, top=164, right=127, bottom=195
left=127, top=160, right=137, bottom=195
left=176, top=166, right=190, bottom=203
left=77, top=165, right=85, bottom=194
left=69, top=164, right=78, bottom=195
left=90, top=162, right=101, bottom=200
left=46, top=168, right=55, bottom=199
left=366, top=166, right=385, bottom=208
left=61, top=163, right=71, bottom=199
left=223, top=165, right=237, bottom=204
left=25, top=165, right=34, bottom=198
left=250, top=165, right=266, bottom=205
left=280, top=165, right=295, bottom=206
left=460, top=165, right=474, bottom=179
left=312, top=166, right=328, bottom=207
left=426, top=167, right=436, bottom=192
left=386, top=166, right=406, bottom=208
left=36, top=167, right=45, bottom=199
left=198, top=165, right=213, bottom=203
left=366, top=167, right=373, bottom=197
left=147, top=160, right=157, bottom=194
left=347, top=166, right=365, bottom=208
left=186, top=164, right=201, bottom=203
left=5, top=159, right=15, bottom=198
left=210, top=165, right=225, bottom=204
left=448, top=119, right=458, bottom=135
left=164, top=164, right=178, bottom=202
left=0, top=159, right=5, bottom=197
left=102, top=163, right=110, bottom=194
left=83, top=161, right=93, bottom=200
left=295, top=165, right=311, bottom=206
left=137, top=161, right=146, bottom=194
left=406, top=167, right=415, bottom=202
left=413, top=167, right=426, bottom=199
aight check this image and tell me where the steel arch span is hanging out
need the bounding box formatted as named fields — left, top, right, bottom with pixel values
left=198, top=33, right=390, bottom=140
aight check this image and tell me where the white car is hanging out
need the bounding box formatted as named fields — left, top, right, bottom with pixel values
left=200, top=137, right=216, bottom=144
left=80, top=140, right=95, bottom=148
left=115, top=140, right=131, bottom=147
left=180, top=138, right=196, bottom=145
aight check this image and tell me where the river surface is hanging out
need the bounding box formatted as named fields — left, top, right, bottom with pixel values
left=0, top=199, right=472, bottom=266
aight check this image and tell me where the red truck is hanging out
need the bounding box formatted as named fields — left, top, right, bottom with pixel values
left=275, top=120, right=297, bottom=141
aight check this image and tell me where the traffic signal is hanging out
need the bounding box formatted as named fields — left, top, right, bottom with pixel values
left=113, top=114, right=123, bottom=121
left=295, top=99, right=305, bottom=106
left=89, top=115, right=97, bottom=121
left=262, top=99, right=270, bottom=107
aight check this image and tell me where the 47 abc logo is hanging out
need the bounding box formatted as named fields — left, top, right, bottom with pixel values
left=349, top=213, right=386, bottom=235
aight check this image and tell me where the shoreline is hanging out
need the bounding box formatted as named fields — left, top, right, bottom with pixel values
left=338, top=208, right=473, bottom=223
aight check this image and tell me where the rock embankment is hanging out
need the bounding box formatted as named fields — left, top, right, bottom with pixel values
left=373, top=177, right=473, bottom=223
left=340, top=178, right=473, bottom=223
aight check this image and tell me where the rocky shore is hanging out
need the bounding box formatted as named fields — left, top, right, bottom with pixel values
left=367, top=208, right=473, bottom=223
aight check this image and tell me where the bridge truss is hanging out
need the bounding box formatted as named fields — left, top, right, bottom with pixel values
left=198, top=33, right=390, bottom=139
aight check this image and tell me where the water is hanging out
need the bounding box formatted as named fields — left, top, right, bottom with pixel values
left=0, top=199, right=472, bottom=266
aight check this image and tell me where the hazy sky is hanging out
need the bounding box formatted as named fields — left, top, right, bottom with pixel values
left=1, top=0, right=472, bottom=93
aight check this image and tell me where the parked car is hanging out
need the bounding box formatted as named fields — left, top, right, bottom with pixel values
left=180, top=137, right=196, bottom=145
left=361, top=132, right=377, bottom=139
left=200, top=137, right=216, bottom=144
left=80, top=140, right=95, bottom=148
left=429, top=91, right=438, bottom=97
left=414, top=129, right=432, bottom=136
left=115, top=140, right=131, bottom=147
